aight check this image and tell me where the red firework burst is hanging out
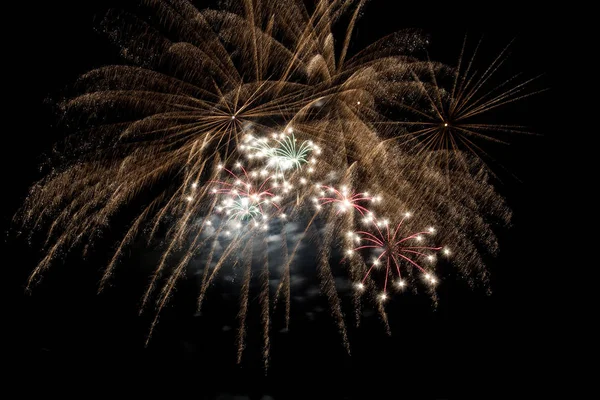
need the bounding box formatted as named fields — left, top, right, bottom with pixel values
left=346, top=213, right=448, bottom=300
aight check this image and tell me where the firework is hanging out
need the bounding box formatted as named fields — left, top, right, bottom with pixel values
left=346, top=213, right=448, bottom=298
left=16, top=0, right=534, bottom=369
left=390, top=38, right=543, bottom=170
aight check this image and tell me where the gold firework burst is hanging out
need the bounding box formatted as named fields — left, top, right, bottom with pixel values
left=390, top=37, right=543, bottom=171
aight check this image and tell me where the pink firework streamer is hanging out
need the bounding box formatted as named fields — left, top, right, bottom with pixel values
left=314, top=185, right=381, bottom=216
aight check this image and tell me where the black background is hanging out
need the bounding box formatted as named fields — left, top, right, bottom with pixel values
left=4, top=1, right=567, bottom=398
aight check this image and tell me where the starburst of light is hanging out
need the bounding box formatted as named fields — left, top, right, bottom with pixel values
left=391, top=38, right=543, bottom=169
left=346, top=213, right=444, bottom=297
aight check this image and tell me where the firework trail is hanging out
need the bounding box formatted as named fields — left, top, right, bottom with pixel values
left=339, top=202, right=366, bottom=328
left=237, top=241, right=253, bottom=364
left=16, top=0, right=536, bottom=365
left=318, top=217, right=350, bottom=355
left=197, top=223, right=226, bottom=313
left=273, top=227, right=291, bottom=330
left=275, top=212, right=319, bottom=329
left=260, top=236, right=271, bottom=371
left=197, top=227, right=255, bottom=319
left=146, top=224, right=204, bottom=346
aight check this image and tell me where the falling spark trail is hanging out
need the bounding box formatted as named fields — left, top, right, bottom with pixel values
left=318, top=220, right=350, bottom=355
left=260, top=235, right=271, bottom=371
left=273, top=227, right=291, bottom=330
left=237, top=241, right=253, bottom=364
left=198, top=229, right=253, bottom=313
left=275, top=212, right=319, bottom=328
left=196, top=223, right=225, bottom=313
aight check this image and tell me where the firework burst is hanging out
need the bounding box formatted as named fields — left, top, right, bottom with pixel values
left=346, top=213, right=449, bottom=298
left=391, top=38, right=543, bottom=170
left=15, top=0, right=535, bottom=369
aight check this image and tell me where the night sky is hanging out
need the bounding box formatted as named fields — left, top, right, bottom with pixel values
left=4, top=1, right=563, bottom=398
